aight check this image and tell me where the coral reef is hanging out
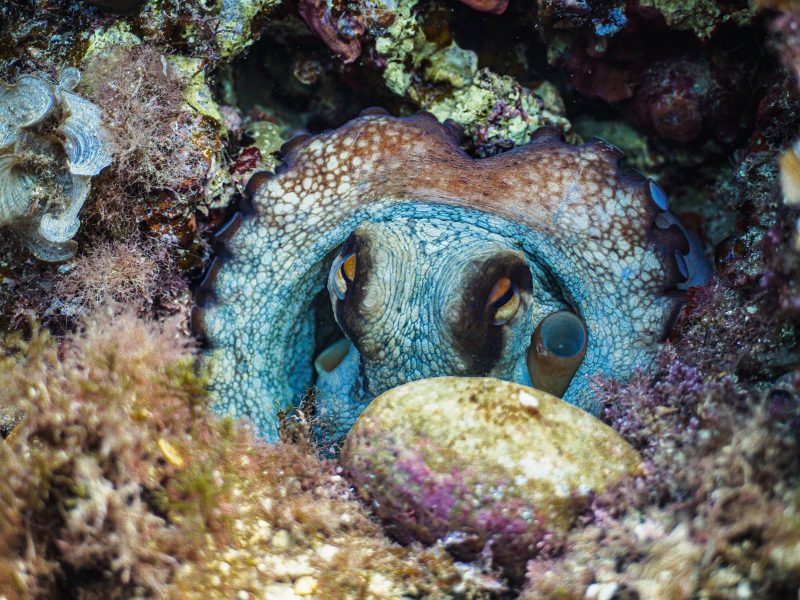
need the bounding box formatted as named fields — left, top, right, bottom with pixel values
left=341, top=377, right=641, bottom=583
left=515, top=31, right=800, bottom=591
left=213, top=0, right=283, bottom=59
left=0, top=68, right=112, bottom=261
left=530, top=1, right=767, bottom=151
left=296, top=0, right=571, bottom=155
left=0, top=308, right=494, bottom=599
left=0, top=0, right=287, bottom=330
left=637, top=0, right=757, bottom=39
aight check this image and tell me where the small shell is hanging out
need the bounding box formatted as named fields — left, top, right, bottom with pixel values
left=0, top=155, right=34, bottom=223
left=57, top=67, right=81, bottom=92
left=39, top=175, right=91, bottom=243
left=0, top=75, right=56, bottom=147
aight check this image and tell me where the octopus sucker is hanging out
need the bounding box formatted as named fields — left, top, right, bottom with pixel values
left=213, top=211, right=246, bottom=244
left=197, top=112, right=711, bottom=441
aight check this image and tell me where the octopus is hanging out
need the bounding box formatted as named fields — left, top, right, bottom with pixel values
left=193, top=111, right=710, bottom=441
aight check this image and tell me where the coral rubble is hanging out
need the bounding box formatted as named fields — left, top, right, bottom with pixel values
left=0, top=0, right=799, bottom=597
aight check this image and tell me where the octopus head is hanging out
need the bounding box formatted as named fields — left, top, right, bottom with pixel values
left=325, top=218, right=533, bottom=385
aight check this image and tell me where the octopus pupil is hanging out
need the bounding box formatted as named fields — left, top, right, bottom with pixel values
left=341, top=264, right=353, bottom=284
left=491, top=284, right=516, bottom=310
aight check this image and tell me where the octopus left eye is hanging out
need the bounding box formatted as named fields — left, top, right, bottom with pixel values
left=487, top=277, right=520, bottom=325
left=332, top=252, right=357, bottom=300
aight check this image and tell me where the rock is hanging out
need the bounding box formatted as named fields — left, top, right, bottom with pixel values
left=340, top=377, right=642, bottom=582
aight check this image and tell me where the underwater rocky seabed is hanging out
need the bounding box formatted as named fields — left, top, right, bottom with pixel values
left=1, top=0, right=800, bottom=598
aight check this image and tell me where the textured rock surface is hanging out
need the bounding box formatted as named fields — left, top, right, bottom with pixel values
left=340, top=377, right=643, bottom=580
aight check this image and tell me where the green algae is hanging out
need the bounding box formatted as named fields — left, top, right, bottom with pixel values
left=245, top=120, right=286, bottom=173
left=424, top=43, right=478, bottom=88
left=81, top=21, right=141, bottom=64
left=370, top=0, right=571, bottom=152
left=428, top=70, right=571, bottom=151
left=214, top=0, right=282, bottom=59
left=170, top=55, right=226, bottom=125
left=573, top=115, right=662, bottom=174
left=639, top=0, right=758, bottom=38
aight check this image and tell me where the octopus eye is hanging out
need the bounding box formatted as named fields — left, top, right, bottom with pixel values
left=527, top=311, right=587, bottom=398
left=487, top=276, right=520, bottom=325
left=333, top=252, right=357, bottom=300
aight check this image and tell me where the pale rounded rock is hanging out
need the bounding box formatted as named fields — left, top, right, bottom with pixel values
left=340, top=377, right=642, bottom=581
left=262, top=583, right=299, bottom=600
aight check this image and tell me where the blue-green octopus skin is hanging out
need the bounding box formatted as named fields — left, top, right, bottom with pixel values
left=194, top=111, right=710, bottom=441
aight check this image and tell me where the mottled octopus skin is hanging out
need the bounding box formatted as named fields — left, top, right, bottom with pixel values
left=196, top=112, right=709, bottom=441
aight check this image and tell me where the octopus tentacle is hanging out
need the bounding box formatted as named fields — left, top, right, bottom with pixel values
left=197, top=113, right=710, bottom=440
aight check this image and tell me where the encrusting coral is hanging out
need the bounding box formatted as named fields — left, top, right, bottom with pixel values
left=296, top=0, right=571, bottom=155
left=0, top=0, right=291, bottom=325
left=521, top=351, right=800, bottom=599
left=0, top=307, right=496, bottom=599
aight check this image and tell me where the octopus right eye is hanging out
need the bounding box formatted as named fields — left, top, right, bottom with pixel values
left=487, top=276, right=520, bottom=325
left=332, top=252, right=357, bottom=300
